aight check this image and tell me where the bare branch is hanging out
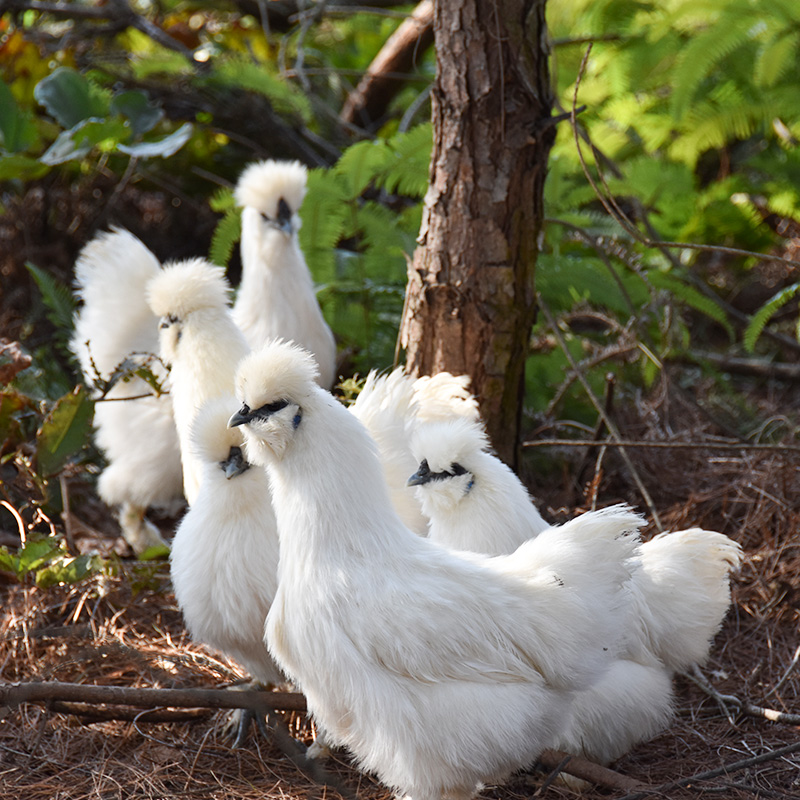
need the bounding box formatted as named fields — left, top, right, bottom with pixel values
left=523, top=439, right=800, bottom=453
left=340, top=0, right=434, bottom=126
left=616, top=740, right=800, bottom=800
left=538, top=748, right=645, bottom=792
left=0, top=680, right=307, bottom=714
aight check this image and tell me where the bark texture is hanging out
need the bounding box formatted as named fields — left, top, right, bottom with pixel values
left=398, top=0, right=553, bottom=466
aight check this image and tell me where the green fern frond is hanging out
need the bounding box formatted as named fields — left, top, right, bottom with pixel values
left=383, top=123, right=432, bottom=197
left=26, top=263, right=75, bottom=333
left=334, top=139, right=396, bottom=198
left=744, top=282, right=800, bottom=352
left=754, top=31, right=799, bottom=88
left=670, top=22, right=753, bottom=120
left=649, top=271, right=734, bottom=341
left=209, top=187, right=236, bottom=213
left=209, top=207, right=242, bottom=268
left=214, top=58, right=313, bottom=123
left=299, top=170, right=352, bottom=282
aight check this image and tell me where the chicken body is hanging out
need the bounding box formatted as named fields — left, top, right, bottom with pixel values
left=70, top=228, right=183, bottom=553
left=170, top=397, right=282, bottom=686
left=409, top=418, right=742, bottom=763
left=234, top=160, right=336, bottom=388
left=230, top=341, right=643, bottom=800
left=146, top=259, right=249, bottom=505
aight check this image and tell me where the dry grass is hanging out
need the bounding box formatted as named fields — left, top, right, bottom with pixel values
left=1, top=382, right=799, bottom=800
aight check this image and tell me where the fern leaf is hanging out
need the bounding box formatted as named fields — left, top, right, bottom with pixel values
left=649, top=271, right=734, bottom=341
left=209, top=207, right=242, bottom=268
left=209, top=187, right=236, bottom=213
left=334, top=139, right=396, bottom=198
left=743, top=282, right=800, bottom=352
left=754, top=31, right=798, bottom=88
left=26, top=263, right=75, bottom=333
left=383, top=123, right=432, bottom=197
left=671, top=21, right=753, bottom=120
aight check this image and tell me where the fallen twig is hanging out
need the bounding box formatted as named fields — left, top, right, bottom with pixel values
left=615, top=739, right=800, bottom=800
left=522, top=438, right=800, bottom=453
left=0, top=681, right=307, bottom=714
left=538, top=749, right=645, bottom=792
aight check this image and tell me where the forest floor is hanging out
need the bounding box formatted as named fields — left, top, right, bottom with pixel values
left=0, top=373, right=799, bottom=800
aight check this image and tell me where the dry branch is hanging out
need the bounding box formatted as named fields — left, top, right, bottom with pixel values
left=616, top=740, right=800, bottom=800
left=523, top=439, right=800, bottom=453
left=340, top=0, right=434, bottom=126
left=0, top=681, right=307, bottom=714
left=538, top=749, right=645, bottom=792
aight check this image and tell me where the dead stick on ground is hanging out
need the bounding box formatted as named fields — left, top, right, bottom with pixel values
left=1, top=682, right=645, bottom=792
left=0, top=681, right=307, bottom=714
left=522, top=439, right=800, bottom=453
left=538, top=749, right=645, bottom=792
left=684, top=668, right=800, bottom=726
left=615, top=739, right=800, bottom=800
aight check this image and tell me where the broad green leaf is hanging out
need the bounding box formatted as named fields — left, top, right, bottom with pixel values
left=0, top=154, right=50, bottom=180
left=109, top=90, right=163, bottom=136
left=117, top=122, right=193, bottom=158
left=0, top=80, right=39, bottom=153
left=36, top=386, right=94, bottom=477
left=17, top=538, right=62, bottom=573
left=40, top=118, right=130, bottom=165
left=34, top=67, right=109, bottom=128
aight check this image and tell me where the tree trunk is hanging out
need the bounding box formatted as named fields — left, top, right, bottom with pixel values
left=398, top=0, right=553, bottom=467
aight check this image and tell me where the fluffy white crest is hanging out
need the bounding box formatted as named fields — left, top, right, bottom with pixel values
left=189, top=396, right=245, bottom=465
left=145, top=258, right=231, bottom=320
left=234, top=159, right=307, bottom=217
left=412, top=372, right=480, bottom=423
left=411, top=416, right=489, bottom=475
left=235, top=339, right=320, bottom=412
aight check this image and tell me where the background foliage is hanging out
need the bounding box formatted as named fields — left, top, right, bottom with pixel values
left=1, top=0, right=799, bottom=566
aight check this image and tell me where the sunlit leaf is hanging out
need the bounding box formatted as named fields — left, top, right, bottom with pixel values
left=36, top=386, right=94, bottom=477
left=117, top=122, right=193, bottom=158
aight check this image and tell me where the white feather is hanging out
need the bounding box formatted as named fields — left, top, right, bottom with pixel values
left=233, top=159, right=336, bottom=388
left=170, top=396, right=282, bottom=685
left=231, top=340, right=643, bottom=800
left=145, top=259, right=249, bottom=506
left=70, top=228, right=182, bottom=552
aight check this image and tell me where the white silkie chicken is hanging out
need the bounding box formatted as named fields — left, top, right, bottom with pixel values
left=349, top=368, right=480, bottom=534
left=70, top=228, right=183, bottom=553
left=145, top=259, right=249, bottom=506
left=228, top=340, right=645, bottom=800
left=408, top=417, right=743, bottom=764
left=170, top=397, right=282, bottom=683
left=234, top=159, right=337, bottom=388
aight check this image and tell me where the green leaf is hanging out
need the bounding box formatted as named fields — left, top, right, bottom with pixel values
left=117, top=122, right=193, bottom=158
left=40, top=117, right=130, bottom=165
left=36, top=386, right=94, bottom=477
left=743, top=282, right=800, bottom=352
left=209, top=207, right=242, bottom=267
left=109, top=90, right=163, bottom=136
left=34, top=67, right=109, bottom=129
left=0, top=154, right=50, bottom=180
left=0, top=80, right=39, bottom=153
left=17, top=538, right=62, bottom=574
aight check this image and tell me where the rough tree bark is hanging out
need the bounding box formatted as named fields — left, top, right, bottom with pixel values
left=398, top=0, right=554, bottom=467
